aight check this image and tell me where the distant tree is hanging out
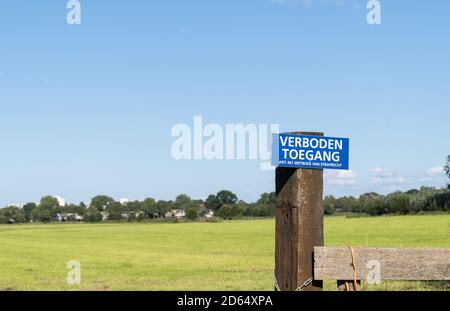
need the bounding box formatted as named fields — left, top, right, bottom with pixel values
left=205, top=190, right=239, bottom=213
left=108, top=211, right=122, bottom=221
left=90, top=195, right=114, bottom=211
left=216, top=190, right=238, bottom=206
left=39, top=196, right=60, bottom=210
left=65, top=203, right=86, bottom=215
left=136, top=212, right=145, bottom=222
left=107, top=201, right=125, bottom=220
left=360, top=194, right=387, bottom=215
left=23, top=202, right=37, bottom=221
left=29, top=208, right=40, bottom=222
left=243, top=203, right=254, bottom=217
left=193, top=199, right=205, bottom=206
left=257, top=192, right=276, bottom=205
left=14, top=209, right=26, bottom=223
left=40, top=209, right=52, bottom=222
left=205, top=195, right=221, bottom=211
left=23, top=202, right=37, bottom=214
left=175, top=194, right=192, bottom=210
left=257, top=204, right=276, bottom=217
left=185, top=206, right=198, bottom=220
left=0, top=207, right=26, bottom=223
left=409, top=190, right=426, bottom=213
left=237, top=200, right=248, bottom=206
left=385, top=192, right=409, bottom=215
left=217, top=204, right=244, bottom=219
left=30, top=208, right=52, bottom=223
left=143, top=197, right=156, bottom=206
left=406, top=189, right=419, bottom=195
left=323, top=195, right=336, bottom=215
left=335, top=196, right=359, bottom=213
left=430, top=190, right=450, bottom=212
left=142, top=198, right=157, bottom=217
left=411, top=187, right=440, bottom=212
left=127, top=201, right=143, bottom=212
left=156, top=200, right=172, bottom=215
left=85, top=208, right=102, bottom=222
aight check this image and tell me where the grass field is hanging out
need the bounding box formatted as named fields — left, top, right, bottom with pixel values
left=1, top=215, right=449, bottom=291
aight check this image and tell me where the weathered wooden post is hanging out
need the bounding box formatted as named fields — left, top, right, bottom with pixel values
left=274, top=131, right=324, bottom=291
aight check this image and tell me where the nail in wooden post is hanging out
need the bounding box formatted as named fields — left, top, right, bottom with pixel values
left=275, top=131, right=324, bottom=291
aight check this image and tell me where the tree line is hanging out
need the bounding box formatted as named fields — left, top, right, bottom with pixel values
left=1, top=156, right=449, bottom=224
left=0, top=190, right=277, bottom=224
left=324, top=186, right=450, bottom=216
left=1, top=187, right=449, bottom=224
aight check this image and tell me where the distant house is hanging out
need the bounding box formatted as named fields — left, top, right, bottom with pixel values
left=150, top=213, right=161, bottom=219
left=164, top=209, right=186, bottom=219
left=119, top=198, right=130, bottom=205
left=101, top=211, right=109, bottom=221
left=199, top=205, right=215, bottom=219
left=120, top=211, right=143, bottom=220
left=203, top=209, right=215, bottom=219
left=53, top=196, right=66, bottom=207
left=53, top=214, right=63, bottom=222
left=53, top=213, right=84, bottom=222
left=68, top=214, right=84, bottom=222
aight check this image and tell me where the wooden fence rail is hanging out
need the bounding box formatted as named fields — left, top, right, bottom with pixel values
left=314, top=247, right=450, bottom=281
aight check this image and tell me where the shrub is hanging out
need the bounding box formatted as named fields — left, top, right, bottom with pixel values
left=85, top=211, right=102, bottom=223
left=185, top=207, right=198, bottom=220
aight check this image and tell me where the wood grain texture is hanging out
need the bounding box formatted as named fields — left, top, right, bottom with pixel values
left=275, top=131, right=324, bottom=291
left=314, top=247, right=450, bottom=281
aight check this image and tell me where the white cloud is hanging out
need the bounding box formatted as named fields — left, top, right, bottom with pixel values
left=326, top=169, right=358, bottom=185
left=369, top=167, right=406, bottom=185
left=420, top=166, right=445, bottom=182
left=428, top=166, right=444, bottom=175
left=369, top=166, right=385, bottom=174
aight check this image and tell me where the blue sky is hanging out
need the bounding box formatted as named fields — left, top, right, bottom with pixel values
left=0, top=1, right=449, bottom=206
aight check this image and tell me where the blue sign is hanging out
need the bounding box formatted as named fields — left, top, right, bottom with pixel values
left=272, top=133, right=349, bottom=170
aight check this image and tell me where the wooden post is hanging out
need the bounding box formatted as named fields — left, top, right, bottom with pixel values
left=274, top=131, right=324, bottom=291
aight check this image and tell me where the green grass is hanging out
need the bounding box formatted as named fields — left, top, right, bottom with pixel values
left=0, top=215, right=449, bottom=291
